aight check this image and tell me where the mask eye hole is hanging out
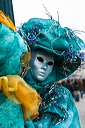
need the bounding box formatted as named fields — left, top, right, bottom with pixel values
left=37, top=57, right=44, bottom=62
left=47, top=61, right=54, bottom=66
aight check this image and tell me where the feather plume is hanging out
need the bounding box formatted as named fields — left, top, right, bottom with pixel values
left=0, top=10, right=16, bottom=32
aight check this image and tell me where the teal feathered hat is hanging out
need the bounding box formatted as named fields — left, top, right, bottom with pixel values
left=0, top=10, right=29, bottom=76
left=19, top=18, right=85, bottom=81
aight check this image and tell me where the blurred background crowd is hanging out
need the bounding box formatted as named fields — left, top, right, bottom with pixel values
left=59, top=78, right=85, bottom=102
left=58, top=51, right=85, bottom=102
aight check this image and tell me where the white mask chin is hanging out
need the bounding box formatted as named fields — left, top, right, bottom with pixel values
left=30, top=49, right=55, bottom=81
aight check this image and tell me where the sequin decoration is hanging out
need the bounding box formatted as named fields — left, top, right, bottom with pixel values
left=33, top=83, right=71, bottom=126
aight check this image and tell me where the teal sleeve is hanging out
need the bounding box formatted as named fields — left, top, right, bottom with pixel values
left=25, top=85, right=81, bottom=128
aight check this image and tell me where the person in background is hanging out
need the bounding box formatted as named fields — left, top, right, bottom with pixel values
left=64, top=79, right=74, bottom=96
left=19, top=17, right=84, bottom=128
left=73, top=79, right=81, bottom=102
left=78, top=78, right=84, bottom=98
left=61, top=80, right=67, bottom=87
left=81, top=78, right=85, bottom=98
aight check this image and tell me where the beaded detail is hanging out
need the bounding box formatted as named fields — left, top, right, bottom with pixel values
left=33, top=83, right=81, bottom=127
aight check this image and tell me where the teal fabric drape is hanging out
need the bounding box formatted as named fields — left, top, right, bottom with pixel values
left=24, top=69, right=81, bottom=128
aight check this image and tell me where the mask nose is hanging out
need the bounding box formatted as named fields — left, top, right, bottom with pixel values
left=41, top=62, right=48, bottom=70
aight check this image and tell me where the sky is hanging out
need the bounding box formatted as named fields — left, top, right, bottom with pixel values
left=12, top=0, right=85, bottom=42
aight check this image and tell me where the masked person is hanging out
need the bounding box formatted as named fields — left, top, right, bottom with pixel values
left=0, top=11, right=41, bottom=128
left=19, top=18, right=85, bottom=128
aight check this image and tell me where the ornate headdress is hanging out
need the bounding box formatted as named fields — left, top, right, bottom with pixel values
left=19, top=17, right=85, bottom=80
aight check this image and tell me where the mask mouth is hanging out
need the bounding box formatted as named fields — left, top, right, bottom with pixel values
left=39, top=72, right=46, bottom=76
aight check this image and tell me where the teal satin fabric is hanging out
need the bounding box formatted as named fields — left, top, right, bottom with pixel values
left=24, top=80, right=81, bottom=128
left=0, top=91, right=24, bottom=128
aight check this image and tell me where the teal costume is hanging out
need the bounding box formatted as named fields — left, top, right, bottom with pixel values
left=0, top=23, right=28, bottom=128
left=0, top=92, right=24, bottom=128
left=19, top=18, right=85, bottom=128
left=0, top=23, right=28, bottom=76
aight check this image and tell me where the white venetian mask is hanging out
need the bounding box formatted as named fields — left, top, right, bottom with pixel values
left=30, top=49, right=55, bottom=81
